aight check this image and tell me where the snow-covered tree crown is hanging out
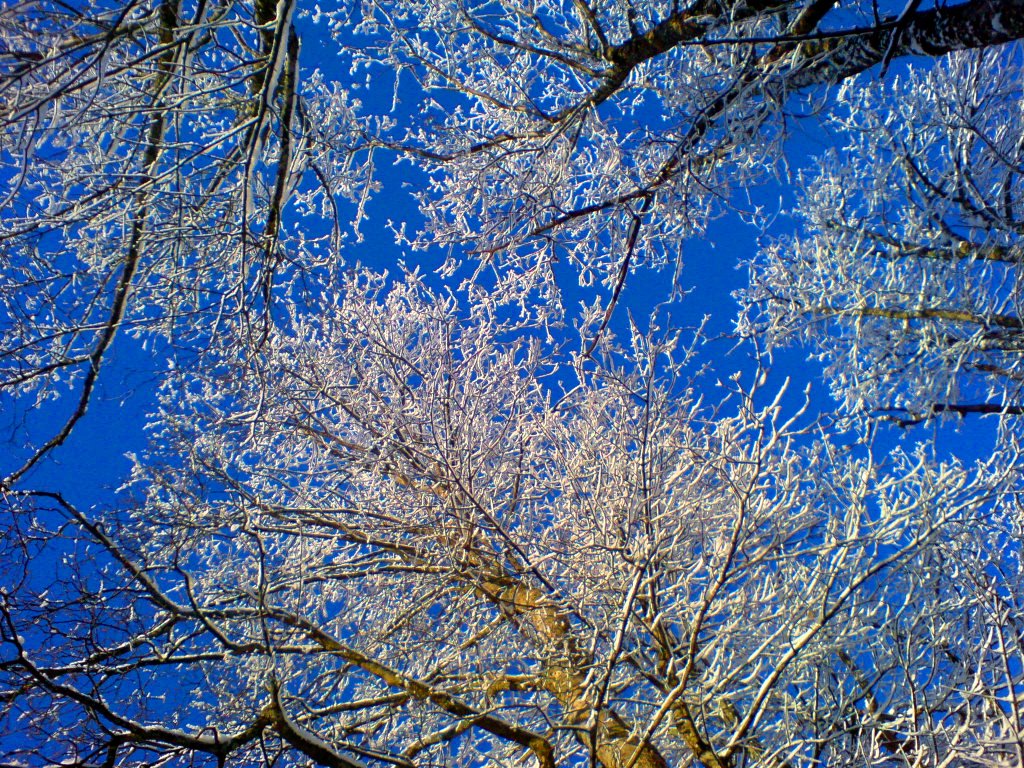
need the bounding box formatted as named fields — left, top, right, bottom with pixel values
left=2, top=0, right=1023, bottom=766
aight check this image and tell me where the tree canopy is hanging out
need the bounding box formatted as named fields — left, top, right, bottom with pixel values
left=1, top=0, right=1023, bottom=766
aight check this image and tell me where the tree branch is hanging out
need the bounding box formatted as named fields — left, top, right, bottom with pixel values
left=788, top=0, right=1024, bottom=88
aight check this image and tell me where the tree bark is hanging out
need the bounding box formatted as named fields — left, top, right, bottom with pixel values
left=789, top=0, right=1024, bottom=88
